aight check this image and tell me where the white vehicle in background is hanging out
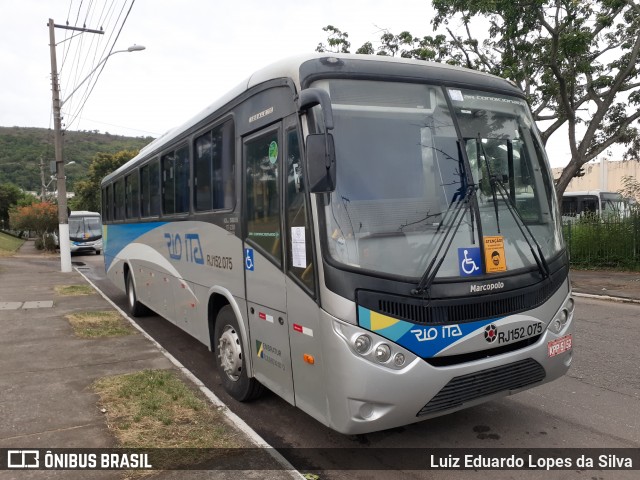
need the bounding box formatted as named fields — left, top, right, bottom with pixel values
left=67, top=210, right=103, bottom=254
left=561, top=190, right=630, bottom=221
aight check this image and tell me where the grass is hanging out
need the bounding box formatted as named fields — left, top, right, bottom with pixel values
left=66, top=311, right=135, bottom=338
left=93, top=370, right=244, bottom=470
left=55, top=284, right=96, bottom=296
left=0, top=231, right=24, bottom=256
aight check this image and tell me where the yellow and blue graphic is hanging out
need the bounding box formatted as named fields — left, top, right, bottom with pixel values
left=358, top=306, right=497, bottom=358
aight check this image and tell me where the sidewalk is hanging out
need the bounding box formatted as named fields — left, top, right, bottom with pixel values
left=0, top=241, right=294, bottom=479
left=570, top=269, right=640, bottom=302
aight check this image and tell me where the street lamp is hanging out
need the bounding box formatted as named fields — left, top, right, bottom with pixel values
left=49, top=17, right=144, bottom=272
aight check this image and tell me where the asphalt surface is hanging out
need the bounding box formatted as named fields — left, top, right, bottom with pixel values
left=1, top=240, right=639, bottom=479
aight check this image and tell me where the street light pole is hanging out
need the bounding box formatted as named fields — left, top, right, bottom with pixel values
left=47, top=18, right=144, bottom=272
left=48, top=18, right=71, bottom=272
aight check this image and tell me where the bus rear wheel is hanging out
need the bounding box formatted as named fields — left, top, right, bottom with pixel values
left=125, top=272, right=149, bottom=317
left=214, top=305, right=263, bottom=401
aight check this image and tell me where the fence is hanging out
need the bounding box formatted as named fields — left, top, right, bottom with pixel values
left=562, top=212, right=640, bottom=270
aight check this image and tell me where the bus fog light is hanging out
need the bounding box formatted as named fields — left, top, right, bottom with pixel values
left=354, top=335, right=371, bottom=354
left=559, top=309, right=568, bottom=325
left=393, top=353, right=405, bottom=367
left=374, top=344, right=391, bottom=363
left=552, top=319, right=562, bottom=333
left=566, top=297, right=575, bottom=312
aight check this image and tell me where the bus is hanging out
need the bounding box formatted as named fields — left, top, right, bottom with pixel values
left=101, top=53, right=574, bottom=434
left=561, top=190, right=630, bottom=220
left=55, top=210, right=103, bottom=254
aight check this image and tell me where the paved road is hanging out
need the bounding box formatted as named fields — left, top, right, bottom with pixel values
left=78, top=254, right=640, bottom=479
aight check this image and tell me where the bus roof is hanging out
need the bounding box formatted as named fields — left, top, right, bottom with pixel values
left=69, top=210, right=101, bottom=217
left=102, top=53, right=524, bottom=186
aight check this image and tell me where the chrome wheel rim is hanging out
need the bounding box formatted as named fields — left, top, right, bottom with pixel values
left=218, top=325, right=242, bottom=381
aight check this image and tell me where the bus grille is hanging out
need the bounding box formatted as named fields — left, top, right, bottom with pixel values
left=357, top=271, right=566, bottom=325
left=417, top=358, right=546, bottom=416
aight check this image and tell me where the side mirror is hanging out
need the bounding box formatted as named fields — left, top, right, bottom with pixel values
left=297, top=88, right=334, bottom=130
left=306, top=133, right=336, bottom=193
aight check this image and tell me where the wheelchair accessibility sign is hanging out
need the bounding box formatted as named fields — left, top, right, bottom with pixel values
left=244, top=248, right=254, bottom=271
left=458, top=247, right=482, bottom=277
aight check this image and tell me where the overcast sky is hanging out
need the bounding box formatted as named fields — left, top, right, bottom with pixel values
left=1, top=0, right=584, bottom=168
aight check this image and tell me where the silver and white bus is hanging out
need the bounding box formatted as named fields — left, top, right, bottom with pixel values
left=101, top=54, right=574, bottom=434
left=561, top=190, right=630, bottom=220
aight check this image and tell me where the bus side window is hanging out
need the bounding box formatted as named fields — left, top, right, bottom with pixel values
left=285, top=129, right=315, bottom=292
left=195, top=121, right=235, bottom=212
left=162, top=152, right=176, bottom=215
left=125, top=171, right=139, bottom=219
left=114, top=179, right=125, bottom=220
left=149, top=160, right=161, bottom=216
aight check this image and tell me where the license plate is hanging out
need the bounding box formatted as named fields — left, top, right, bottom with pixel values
left=548, top=334, right=572, bottom=357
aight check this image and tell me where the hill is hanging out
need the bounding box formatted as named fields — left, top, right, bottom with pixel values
left=0, top=126, right=154, bottom=193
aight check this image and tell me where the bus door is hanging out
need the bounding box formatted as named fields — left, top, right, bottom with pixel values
left=243, top=123, right=295, bottom=405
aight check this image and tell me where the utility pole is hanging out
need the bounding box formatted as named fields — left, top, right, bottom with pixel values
left=48, top=18, right=102, bottom=272
left=39, top=157, right=46, bottom=199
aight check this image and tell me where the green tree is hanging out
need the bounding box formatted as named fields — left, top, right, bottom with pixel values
left=9, top=202, right=58, bottom=249
left=70, top=149, right=138, bottom=212
left=316, top=0, right=640, bottom=196
left=0, top=183, right=24, bottom=228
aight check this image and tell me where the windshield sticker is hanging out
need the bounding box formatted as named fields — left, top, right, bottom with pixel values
left=458, top=247, right=482, bottom=276
left=268, top=141, right=278, bottom=164
left=484, top=236, right=507, bottom=273
left=291, top=226, right=306, bottom=268
left=448, top=89, right=464, bottom=101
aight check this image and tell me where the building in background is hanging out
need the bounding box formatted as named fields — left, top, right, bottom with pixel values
left=552, top=159, right=639, bottom=193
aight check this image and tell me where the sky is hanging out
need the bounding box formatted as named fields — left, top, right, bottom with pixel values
left=1, top=0, right=585, bottom=168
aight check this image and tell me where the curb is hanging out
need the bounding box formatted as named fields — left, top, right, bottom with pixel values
left=75, top=267, right=305, bottom=479
left=572, top=291, right=640, bottom=305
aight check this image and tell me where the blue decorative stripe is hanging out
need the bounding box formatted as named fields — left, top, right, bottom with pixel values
left=104, top=222, right=165, bottom=270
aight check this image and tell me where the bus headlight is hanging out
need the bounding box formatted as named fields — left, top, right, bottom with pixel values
left=550, top=307, right=570, bottom=334
left=374, top=344, right=391, bottom=363
left=354, top=335, right=372, bottom=354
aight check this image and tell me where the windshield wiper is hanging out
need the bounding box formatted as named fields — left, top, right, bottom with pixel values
left=411, top=183, right=476, bottom=296
left=478, top=139, right=550, bottom=279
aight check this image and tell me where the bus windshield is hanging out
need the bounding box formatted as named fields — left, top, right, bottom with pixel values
left=69, top=215, right=102, bottom=242
left=317, top=80, right=562, bottom=279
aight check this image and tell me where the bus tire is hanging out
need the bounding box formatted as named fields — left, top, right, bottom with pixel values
left=125, top=272, right=149, bottom=317
left=214, top=305, right=264, bottom=401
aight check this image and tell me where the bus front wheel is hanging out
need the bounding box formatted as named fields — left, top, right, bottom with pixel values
left=125, top=272, right=149, bottom=317
left=214, top=305, right=263, bottom=401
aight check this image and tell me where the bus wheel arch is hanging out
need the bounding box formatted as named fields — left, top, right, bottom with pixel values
left=124, top=264, right=149, bottom=317
left=207, top=290, right=263, bottom=401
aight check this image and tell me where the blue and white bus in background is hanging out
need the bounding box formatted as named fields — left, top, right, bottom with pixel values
left=56, top=210, right=103, bottom=254
left=101, top=54, right=574, bottom=434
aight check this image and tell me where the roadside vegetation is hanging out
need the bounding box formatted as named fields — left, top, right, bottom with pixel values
left=55, top=284, right=96, bottom=296
left=66, top=311, right=135, bottom=338
left=564, top=212, right=640, bottom=270
left=0, top=231, right=24, bottom=256
left=93, top=370, right=244, bottom=470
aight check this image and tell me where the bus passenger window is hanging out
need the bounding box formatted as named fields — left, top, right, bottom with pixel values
left=125, top=172, right=139, bottom=219
left=175, top=145, right=190, bottom=213
left=195, top=121, right=234, bottom=212
left=162, top=152, right=176, bottom=215
left=245, top=130, right=282, bottom=264
left=114, top=179, right=125, bottom=220
left=149, top=161, right=161, bottom=216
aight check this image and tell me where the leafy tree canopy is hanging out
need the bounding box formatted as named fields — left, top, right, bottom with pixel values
left=70, top=149, right=138, bottom=212
left=316, top=0, right=640, bottom=196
